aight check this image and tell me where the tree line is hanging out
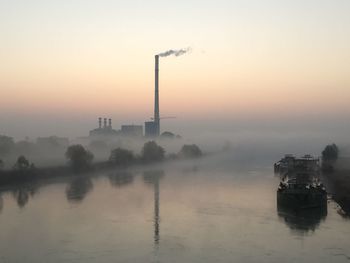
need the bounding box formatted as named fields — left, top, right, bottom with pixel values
left=0, top=140, right=202, bottom=172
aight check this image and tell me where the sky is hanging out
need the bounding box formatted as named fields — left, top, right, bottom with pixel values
left=0, top=0, right=350, bottom=139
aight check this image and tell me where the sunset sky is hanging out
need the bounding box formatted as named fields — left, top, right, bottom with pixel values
left=1, top=0, right=350, bottom=138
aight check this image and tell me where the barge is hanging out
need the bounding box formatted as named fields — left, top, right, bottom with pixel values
left=276, top=155, right=327, bottom=209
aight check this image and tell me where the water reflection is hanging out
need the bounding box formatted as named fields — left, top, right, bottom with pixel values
left=332, top=197, right=350, bottom=219
left=277, top=204, right=327, bottom=234
left=11, top=182, right=39, bottom=208
left=0, top=194, right=3, bottom=213
left=143, top=170, right=164, bottom=246
left=66, top=176, right=93, bottom=203
left=108, top=171, right=134, bottom=188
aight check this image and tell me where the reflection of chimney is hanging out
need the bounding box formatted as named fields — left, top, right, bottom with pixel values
left=98, top=117, right=102, bottom=129
left=154, top=175, right=160, bottom=245
left=103, top=118, right=107, bottom=128
left=108, top=118, right=112, bottom=128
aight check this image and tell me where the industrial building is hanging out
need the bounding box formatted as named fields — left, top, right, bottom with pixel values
left=144, top=121, right=158, bottom=137
left=89, top=53, right=175, bottom=138
left=89, top=117, right=119, bottom=137
left=121, top=125, right=143, bottom=137
left=145, top=55, right=161, bottom=137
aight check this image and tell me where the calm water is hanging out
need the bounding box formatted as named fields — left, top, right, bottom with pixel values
left=0, top=156, right=349, bottom=263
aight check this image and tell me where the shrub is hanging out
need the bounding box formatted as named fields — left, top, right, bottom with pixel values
left=65, top=145, right=94, bottom=170
left=160, top=131, right=175, bottom=139
left=178, top=144, right=202, bottom=159
left=321, top=143, right=339, bottom=172
left=13, top=155, right=31, bottom=170
left=109, top=148, right=134, bottom=166
left=322, top=143, right=339, bottom=162
left=141, top=141, right=165, bottom=162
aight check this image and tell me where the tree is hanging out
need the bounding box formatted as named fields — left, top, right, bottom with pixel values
left=65, top=145, right=94, bottom=170
left=160, top=131, right=175, bottom=139
left=0, top=135, right=15, bottom=157
left=109, top=148, right=134, bottom=166
left=322, top=143, right=339, bottom=172
left=13, top=155, right=31, bottom=170
left=178, top=144, right=203, bottom=159
left=141, top=141, right=165, bottom=162
left=322, top=143, right=339, bottom=162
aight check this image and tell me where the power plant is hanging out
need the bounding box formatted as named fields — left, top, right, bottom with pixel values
left=89, top=49, right=190, bottom=138
left=145, top=55, right=160, bottom=137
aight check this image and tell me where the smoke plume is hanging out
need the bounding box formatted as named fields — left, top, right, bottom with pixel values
left=158, top=47, right=191, bottom=57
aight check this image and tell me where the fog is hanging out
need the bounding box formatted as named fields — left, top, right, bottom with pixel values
left=1, top=112, right=349, bottom=170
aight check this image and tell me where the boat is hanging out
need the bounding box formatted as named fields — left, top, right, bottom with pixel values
left=274, top=154, right=295, bottom=174
left=276, top=155, right=327, bottom=209
left=274, top=154, right=320, bottom=176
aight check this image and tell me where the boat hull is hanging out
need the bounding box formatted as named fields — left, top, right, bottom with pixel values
left=277, top=189, right=327, bottom=209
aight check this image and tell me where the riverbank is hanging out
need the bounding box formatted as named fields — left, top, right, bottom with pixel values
left=323, top=168, right=350, bottom=217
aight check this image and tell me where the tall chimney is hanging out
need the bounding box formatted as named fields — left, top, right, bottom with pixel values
left=108, top=118, right=112, bottom=128
left=103, top=118, right=107, bottom=128
left=98, top=117, right=102, bottom=129
left=154, top=55, right=160, bottom=136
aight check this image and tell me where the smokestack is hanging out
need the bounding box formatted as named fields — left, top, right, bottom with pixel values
left=108, top=118, right=112, bottom=128
left=103, top=118, right=107, bottom=128
left=154, top=55, right=160, bottom=136
left=98, top=117, right=102, bottom=129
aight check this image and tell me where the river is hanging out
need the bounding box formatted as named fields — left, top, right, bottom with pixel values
left=0, top=155, right=349, bottom=263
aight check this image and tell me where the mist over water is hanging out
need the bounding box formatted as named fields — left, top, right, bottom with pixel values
left=1, top=114, right=350, bottom=262
left=1, top=113, right=349, bottom=168
left=0, top=155, right=349, bottom=263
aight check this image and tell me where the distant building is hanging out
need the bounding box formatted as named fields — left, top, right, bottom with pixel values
left=145, top=121, right=158, bottom=137
left=121, top=125, right=143, bottom=137
left=89, top=117, right=119, bottom=138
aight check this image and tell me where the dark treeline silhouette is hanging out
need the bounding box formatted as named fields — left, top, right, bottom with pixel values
left=13, top=155, right=35, bottom=170
left=0, top=135, right=69, bottom=168
left=178, top=144, right=203, bottom=159
left=65, top=144, right=94, bottom=172
left=321, top=143, right=350, bottom=217
left=109, top=148, right=134, bottom=166
left=141, top=141, right=165, bottom=162
left=321, top=143, right=339, bottom=172
left=0, top=140, right=203, bottom=186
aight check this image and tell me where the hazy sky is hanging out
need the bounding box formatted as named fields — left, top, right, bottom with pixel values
left=1, top=0, right=350, bottom=138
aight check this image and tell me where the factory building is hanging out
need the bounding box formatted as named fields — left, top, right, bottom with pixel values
left=121, top=125, right=143, bottom=137
left=145, top=55, right=161, bottom=137
left=145, top=121, right=159, bottom=137
left=89, top=53, right=178, bottom=138
left=89, top=117, right=119, bottom=137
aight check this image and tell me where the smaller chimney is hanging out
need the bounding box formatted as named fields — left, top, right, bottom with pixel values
left=103, top=118, right=107, bottom=128
left=108, top=118, right=112, bottom=128
left=98, top=117, right=102, bottom=129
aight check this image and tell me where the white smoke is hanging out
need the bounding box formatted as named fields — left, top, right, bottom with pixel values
left=158, top=47, right=191, bottom=57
